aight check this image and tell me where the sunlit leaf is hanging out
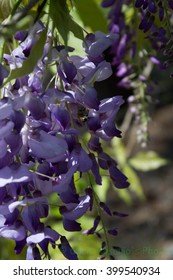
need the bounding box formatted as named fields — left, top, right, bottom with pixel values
left=123, top=165, right=145, bottom=199
left=75, top=0, right=107, bottom=33
left=49, top=0, right=84, bottom=46
left=0, top=0, right=14, bottom=19
left=129, top=151, right=169, bottom=171
left=114, top=188, right=132, bottom=205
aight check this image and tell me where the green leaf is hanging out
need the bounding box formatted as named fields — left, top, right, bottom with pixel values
left=0, top=0, right=14, bottom=19
left=114, top=188, right=132, bottom=205
left=123, top=164, right=145, bottom=200
left=49, top=0, right=84, bottom=46
left=4, top=29, right=47, bottom=85
left=129, top=151, right=169, bottom=172
left=0, top=15, right=33, bottom=39
left=74, top=0, right=108, bottom=33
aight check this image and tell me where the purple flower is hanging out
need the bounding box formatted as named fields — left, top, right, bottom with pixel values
left=0, top=19, right=131, bottom=260
left=60, top=60, right=77, bottom=84
left=108, top=229, right=118, bottom=236
left=101, top=0, right=115, bottom=7
left=63, top=219, right=81, bottom=232
left=69, top=144, right=93, bottom=172
left=59, top=236, right=78, bottom=260
left=60, top=195, right=91, bottom=221
left=83, top=216, right=100, bottom=234
left=26, top=245, right=41, bottom=260
left=24, top=93, right=45, bottom=120
left=51, top=106, right=70, bottom=130
left=83, top=87, right=100, bottom=110
left=0, top=165, right=32, bottom=187
left=0, top=223, right=26, bottom=241
left=26, top=227, right=59, bottom=245
left=109, top=164, right=129, bottom=189
left=28, top=130, right=68, bottom=162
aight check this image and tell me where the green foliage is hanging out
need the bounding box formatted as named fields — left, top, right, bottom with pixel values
left=123, top=165, right=145, bottom=200
left=0, top=238, right=26, bottom=260
left=48, top=215, right=101, bottom=260
left=0, top=0, right=14, bottom=19
left=4, top=29, right=47, bottom=85
left=129, top=151, right=169, bottom=171
left=111, top=138, right=145, bottom=203
left=49, top=0, right=84, bottom=46
left=0, top=14, right=33, bottom=38
left=74, top=0, right=107, bottom=33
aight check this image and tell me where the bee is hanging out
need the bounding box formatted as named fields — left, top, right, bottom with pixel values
left=77, top=106, right=89, bottom=125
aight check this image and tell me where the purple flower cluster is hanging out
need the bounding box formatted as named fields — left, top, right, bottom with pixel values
left=134, top=1, right=173, bottom=75
left=0, top=22, right=129, bottom=259
left=100, top=0, right=173, bottom=146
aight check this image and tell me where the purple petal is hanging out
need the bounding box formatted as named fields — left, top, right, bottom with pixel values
left=58, top=236, right=78, bottom=260
left=0, top=188, right=6, bottom=204
left=117, top=34, right=127, bottom=58
left=109, top=165, right=129, bottom=189
left=88, top=32, right=113, bottom=58
left=159, top=7, right=164, bottom=21
left=9, top=197, right=47, bottom=213
left=113, top=211, right=128, bottom=217
left=0, top=224, right=26, bottom=241
left=10, top=110, right=26, bottom=133
left=0, top=101, right=13, bottom=120
left=28, top=130, right=68, bottom=162
left=44, top=227, right=59, bottom=241
left=0, top=215, right=6, bottom=227
left=83, top=87, right=100, bottom=110
left=27, top=233, right=45, bottom=244
left=15, top=239, right=26, bottom=254
left=0, top=139, right=7, bottom=158
left=102, top=119, right=122, bottom=137
left=98, top=152, right=113, bottom=169
left=53, top=165, right=78, bottom=194
left=148, top=1, right=157, bottom=13
left=88, top=135, right=101, bottom=151
left=62, top=60, right=77, bottom=83
left=70, top=55, right=95, bottom=78
left=83, top=216, right=100, bottom=234
left=100, top=202, right=112, bottom=216
left=60, top=195, right=90, bottom=220
left=135, top=0, right=143, bottom=8
left=94, top=61, right=113, bottom=81
left=26, top=245, right=41, bottom=260
left=5, top=208, right=19, bottom=226
left=5, top=132, right=22, bottom=155
left=22, top=206, right=40, bottom=233
left=87, top=113, right=101, bottom=132
left=108, top=229, right=118, bottom=236
left=28, top=74, right=42, bottom=92
left=89, top=153, right=102, bottom=185
left=69, top=146, right=93, bottom=172
left=63, top=218, right=81, bottom=231
left=14, top=31, right=28, bottom=41
left=24, top=94, right=45, bottom=120
left=101, top=0, right=115, bottom=7
left=0, top=165, right=32, bottom=187
left=27, top=227, right=59, bottom=244
left=52, top=106, right=70, bottom=129
left=99, top=96, right=124, bottom=113
left=0, top=120, right=14, bottom=138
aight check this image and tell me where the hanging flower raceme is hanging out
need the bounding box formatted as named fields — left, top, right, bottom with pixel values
left=0, top=15, right=130, bottom=260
